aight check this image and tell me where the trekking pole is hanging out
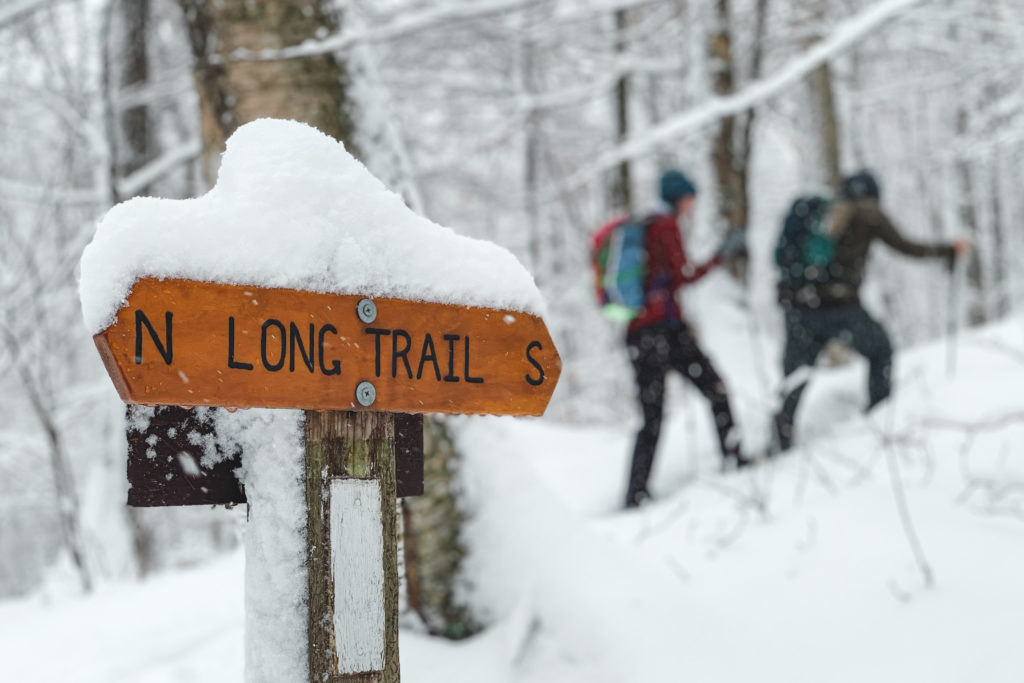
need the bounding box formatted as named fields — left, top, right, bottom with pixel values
left=946, top=252, right=962, bottom=379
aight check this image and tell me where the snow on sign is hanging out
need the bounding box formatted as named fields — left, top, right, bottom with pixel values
left=80, top=118, right=561, bottom=416
left=94, top=277, right=560, bottom=414
left=80, top=119, right=561, bottom=683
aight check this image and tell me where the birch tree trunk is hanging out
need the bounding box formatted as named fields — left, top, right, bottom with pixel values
left=177, top=0, right=356, bottom=183
left=176, top=4, right=390, bottom=679
left=177, top=0, right=471, bottom=657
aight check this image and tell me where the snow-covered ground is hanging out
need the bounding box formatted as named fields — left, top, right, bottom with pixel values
left=3, top=290, right=1023, bottom=682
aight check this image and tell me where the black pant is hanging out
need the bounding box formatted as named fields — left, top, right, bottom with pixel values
left=774, top=304, right=893, bottom=450
left=625, top=322, right=739, bottom=506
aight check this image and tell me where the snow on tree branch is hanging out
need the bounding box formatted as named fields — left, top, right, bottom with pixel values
left=0, top=0, right=70, bottom=29
left=549, top=0, right=929, bottom=199
left=0, top=85, right=107, bottom=163
left=229, top=0, right=662, bottom=62
left=116, top=139, right=201, bottom=200
left=924, top=413, right=1024, bottom=435
left=0, top=177, right=103, bottom=206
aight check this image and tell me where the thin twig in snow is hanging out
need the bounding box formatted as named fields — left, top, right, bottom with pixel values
left=879, top=408, right=935, bottom=592
left=663, top=554, right=691, bottom=583
left=709, top=506, right=751, bottom=553
left=634, top=496, right=691, bottom=544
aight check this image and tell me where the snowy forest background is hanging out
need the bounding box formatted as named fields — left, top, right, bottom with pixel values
left=1, top=0, right=1023, bottom=679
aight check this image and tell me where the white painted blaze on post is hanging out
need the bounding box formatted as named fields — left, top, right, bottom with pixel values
left=329, top=478, right=386, bottom=674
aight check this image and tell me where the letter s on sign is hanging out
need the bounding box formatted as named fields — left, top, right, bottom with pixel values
left=525, top=341, right=545, bottom=386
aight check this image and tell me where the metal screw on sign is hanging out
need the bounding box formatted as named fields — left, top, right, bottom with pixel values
left=357, top=298, right=377, bottom=324
left=355, top=381, right=376, bottom=407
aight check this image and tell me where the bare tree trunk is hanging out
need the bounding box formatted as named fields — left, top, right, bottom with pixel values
left=710, top=0, right=767, bottom=281
left=808, top=63, right=841, bottom=190
left=18, top=366, right=92, bottom=592
left=521, top=9, right=543, bottom=278
left=805, top=2, right=841, bottom=191
left=992, top=152, right=1012, bottom=316
left=612, top=8, right=632, bottom=213
left=710, top=0, right=742, bottom=230
left=733, top=0, right=769, bottom=281
left=102, top=0, right=161, bottom=577
left=119, top=0, right=151, bottom=182
left=955, top=109, right=985, bottom=325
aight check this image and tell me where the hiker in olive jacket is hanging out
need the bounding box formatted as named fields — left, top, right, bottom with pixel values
left=773, top=171, right=970, bottom=452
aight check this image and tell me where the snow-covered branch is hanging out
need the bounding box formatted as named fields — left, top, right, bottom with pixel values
left=114, top=75, right=196, bottom=111
left=232, top=0, right=542, bottom=61
left=924, top=413, right=1024, bottom=435
left=548, top=0, right=929, bottom=198
left=0, top=177, right=103, bottom=206
left=0, top=0, right=70, bottom=29
left=116, top=139, right=201, bottom=199
left=230, top=0, right=662, bottom=62
left=520, top=56, right=686, bottom=114
left=0, top=85, right=108, bottom=163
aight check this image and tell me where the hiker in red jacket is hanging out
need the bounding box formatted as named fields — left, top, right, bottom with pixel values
left=624, top=170, right=750, bottom=508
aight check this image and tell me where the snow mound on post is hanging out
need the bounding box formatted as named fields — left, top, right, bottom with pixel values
left=79, top=118, right=543, bottom=334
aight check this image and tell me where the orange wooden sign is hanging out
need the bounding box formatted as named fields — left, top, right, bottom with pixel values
left=94, top=278, right=561, bottom=416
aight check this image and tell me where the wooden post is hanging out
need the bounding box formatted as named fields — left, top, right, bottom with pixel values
left=305, top=410, right=400, bottom=683
left=91, top=275, right=560, bottom=681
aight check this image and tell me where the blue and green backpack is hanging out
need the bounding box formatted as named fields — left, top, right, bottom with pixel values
left=774, top=195, right=836, bottom=290
left=591, top=215, right=654, bottom=322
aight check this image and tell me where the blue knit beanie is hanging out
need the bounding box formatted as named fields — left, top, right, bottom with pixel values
left=660, top=169, right=696, bottom=205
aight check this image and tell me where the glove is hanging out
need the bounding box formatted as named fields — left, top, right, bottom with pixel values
left=717, top=226, right=747, bottom=261
left=946, top=238, right=972, bottom=272
left=944, top=247, right=956, bottom=273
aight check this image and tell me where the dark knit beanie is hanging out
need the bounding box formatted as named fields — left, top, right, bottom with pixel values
left=660, top=169, right=696, bottom=205
left=841, top=171, right=881, bottom=201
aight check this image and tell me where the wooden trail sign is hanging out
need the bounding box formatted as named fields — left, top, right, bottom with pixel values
left=94, top=276, right=561, bottom=683
left=94, top=278, right=561, bottom=416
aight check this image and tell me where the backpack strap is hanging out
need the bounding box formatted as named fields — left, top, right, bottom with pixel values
left=827, top=200, right=855, bottom=242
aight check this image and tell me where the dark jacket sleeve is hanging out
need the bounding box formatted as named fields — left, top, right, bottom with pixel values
left=866, top=205, right=955, bottom=262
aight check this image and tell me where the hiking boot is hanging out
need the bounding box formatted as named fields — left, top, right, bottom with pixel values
left=624, top=488, right=651, bottom=509
left=771, top=412, right=793, bottom=455
left=722, top=451, right=756, bottom=472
